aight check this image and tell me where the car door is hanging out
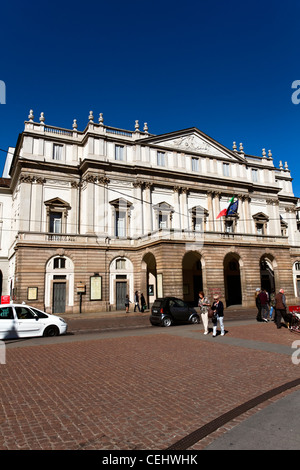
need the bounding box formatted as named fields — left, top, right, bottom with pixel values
left=0, top=306, right=17, bottom=339
left=15, top=306, right=42, bottom=338
left=169, top=298, right=189, bottom=322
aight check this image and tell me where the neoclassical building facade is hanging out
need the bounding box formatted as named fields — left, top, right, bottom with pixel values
left=1, top=109, right=300, bottom=313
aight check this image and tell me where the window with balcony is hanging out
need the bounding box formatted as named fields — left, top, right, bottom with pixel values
left=45, top=198, right=71, bottom=234
left=110, top=198, right=132, bottom=238
left=253, top=212, right=269, bottom=236
left=153, top=202, right=174, bottom=230
left=189, top=206, right=208, bottom=232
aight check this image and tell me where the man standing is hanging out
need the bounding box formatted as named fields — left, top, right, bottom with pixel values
left=275, top=288, right=287, bottom=329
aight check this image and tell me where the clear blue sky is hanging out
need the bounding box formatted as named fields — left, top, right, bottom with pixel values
left=1, top=0, right=300, bottom=195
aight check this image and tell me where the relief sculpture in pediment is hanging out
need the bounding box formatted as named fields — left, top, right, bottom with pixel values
left=170, top=135, right=224, bottom=156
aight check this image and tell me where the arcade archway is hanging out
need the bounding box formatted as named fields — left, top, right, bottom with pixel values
left=224, top=253, right=242, bottom=307
left=182, top=251, right=203, bottom=306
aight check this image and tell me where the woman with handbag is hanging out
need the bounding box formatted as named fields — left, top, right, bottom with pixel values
left=211, top=294, right=225, bottom=337
left=198, top=291, right=210, bottom=335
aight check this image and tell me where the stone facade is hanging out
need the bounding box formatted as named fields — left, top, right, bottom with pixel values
left=1, top=110, right=300, bottom=313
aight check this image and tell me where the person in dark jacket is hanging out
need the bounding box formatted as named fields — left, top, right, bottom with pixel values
left=275, top=288, right=287, bottom=329
left=258, top=289, right=269, bottom=322
left=211, top=294, right=225, bottom=337
left=255, top=288, right=262, bottom=322
left=140, top=293, right=146, bottom=312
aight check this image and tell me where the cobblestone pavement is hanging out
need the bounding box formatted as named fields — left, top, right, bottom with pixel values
left=1, top=311, right=300, bottom=450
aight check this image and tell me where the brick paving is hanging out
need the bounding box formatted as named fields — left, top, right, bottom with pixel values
left=0, top=314, right=300, bottom=450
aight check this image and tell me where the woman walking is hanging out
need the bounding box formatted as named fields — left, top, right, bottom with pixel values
left=198, top=291, right=210, bottom=335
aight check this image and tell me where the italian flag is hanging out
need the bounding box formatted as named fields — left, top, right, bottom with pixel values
left=216, top=196, right=235, bottom=219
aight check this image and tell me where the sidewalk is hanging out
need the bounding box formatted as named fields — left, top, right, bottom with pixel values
left=60, top=306, right=258, bottom=333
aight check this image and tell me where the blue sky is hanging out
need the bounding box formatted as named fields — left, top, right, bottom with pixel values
left=1, top=0, right=300, bottom=194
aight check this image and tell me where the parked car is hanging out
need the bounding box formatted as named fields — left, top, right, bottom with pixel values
left=150, top=297, right=200, bottom=327
left=0, top=304, right=68, bottom=339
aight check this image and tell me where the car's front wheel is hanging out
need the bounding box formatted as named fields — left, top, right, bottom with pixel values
left=43, top=325, right=59, bottom=337
left=162, top=317, right=172, bottom=327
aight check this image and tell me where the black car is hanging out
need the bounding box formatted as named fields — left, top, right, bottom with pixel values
left=150, top=297, right=200, bottom=327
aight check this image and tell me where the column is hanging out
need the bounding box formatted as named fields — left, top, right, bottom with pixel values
left=173, top=186, right=181, bottom=231
left=180, top=187, right=189, bottom=230
left=143, top=182, right=152, bottom=233
left=207, top=191, right=214, bottom=231
left=213, top=192, right=222, bottom=231
left=133, top=181, right=144, bottom=237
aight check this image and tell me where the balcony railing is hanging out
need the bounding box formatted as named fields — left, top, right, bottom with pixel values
left=14, top=229, right=292, bottom=248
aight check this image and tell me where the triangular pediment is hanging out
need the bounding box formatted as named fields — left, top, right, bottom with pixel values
left=44, top=197, right=70, bottom=208
left=139, top=128, right=245, bottom=162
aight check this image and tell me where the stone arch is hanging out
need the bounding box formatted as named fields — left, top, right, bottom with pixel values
left=45, top=254, right=74, bottom=313
left=182, top=250, right=203, bottom=305
left=223, top=252, right=242, bottom=307
left=260, top=253, right=276, bottom=295
left=141, top=252, right=157, bottom=305
left=109, top=255, right=134, bottom=309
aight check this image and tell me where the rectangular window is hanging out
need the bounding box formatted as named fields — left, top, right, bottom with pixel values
left=115, top=145, right=124, bottom=161
left=159, top=213, right=168, bottom=229
left=49, top=212, right=62, bottom=233
left=116, top=259, right=126, bottom=270
left=256, top=223, right=264, bottom=235
left=192, top=157, right=199, bottom=172
left=53, top=144, right=63, bottom=161
left=225, top=220, right=234, bottom=233
left=193, top=217, right=202, bottom=232
left=223, top=163, right=230, bottom=177
left=54, top=258, right=66, bottom=269
left=115, top=211, right=126, bottom=237
left=252, top=169, right=258, bottom=182
left=157, top=151, right=165, bottom=166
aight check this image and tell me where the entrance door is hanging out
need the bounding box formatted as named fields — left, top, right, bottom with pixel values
left=53, top=283, right=66, bottom=314
left=116, top=282, right=126, bottom=310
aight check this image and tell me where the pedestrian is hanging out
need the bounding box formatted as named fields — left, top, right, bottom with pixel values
left=274, top=288, right=287, bottom=329
left=255, top=288, right=262, bottom=322
left=211, top=294, right=225, bottom=337
left=125, top=294, right=131, bottom=313
left=134, top=290, right=140, bottom=312
left=140, top=293, right=146, bottom=312
left=198, top=291, right=210, bottom=335
left=258, top=289, right=269, bottom=322
left=269, top=290, right=275, bottom=320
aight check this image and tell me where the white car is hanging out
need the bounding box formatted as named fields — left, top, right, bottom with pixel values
left=0, top=304, right=68, bottom=339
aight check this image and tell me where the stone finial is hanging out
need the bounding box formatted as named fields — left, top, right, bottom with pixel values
left=98, top=113, right=104, bottom=125
left=284, top=161, right=289, bottom=170
left=88, top=111, right=94, bottom=122
left=239, top=143, right=244, bottom=152
left=268, top=149, right=273, bottom=159
left=262, top=148, right=266, bottom=157
left=39, top=112, right=45, bottom=125
left=135, top=120, right=140, bottom=131
left=232, top=141, right=237, bottom=151
left=28, top=109, right=34, bottom=122
left=72, top=119, right=78, bottom=130
left=279, top=160, right=283, bottom=169
left=143, top=122, right=148, bottom=133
